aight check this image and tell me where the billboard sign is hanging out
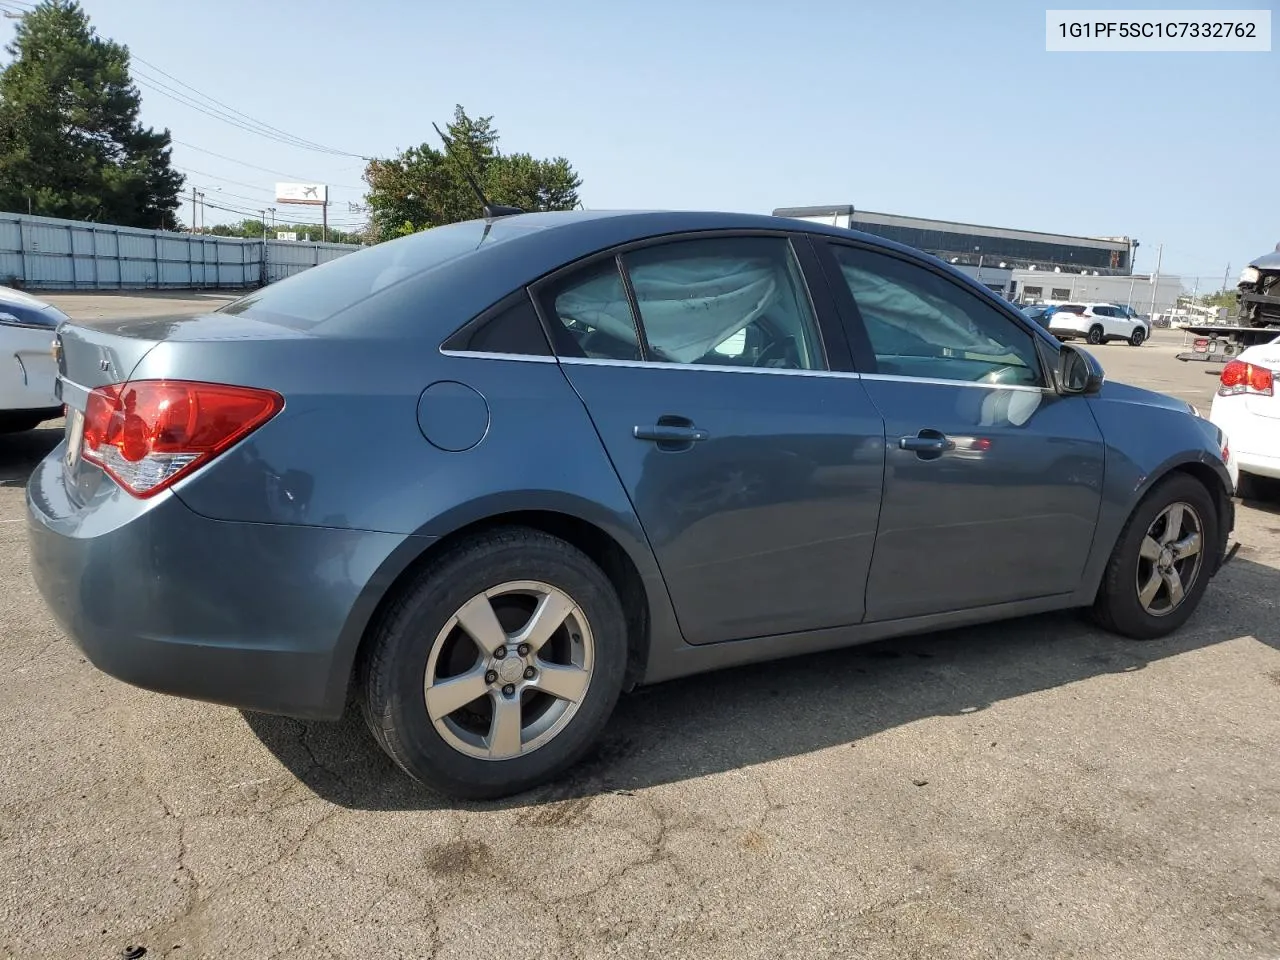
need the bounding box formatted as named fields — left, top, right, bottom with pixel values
left=275, top=183, right=327, bottom=206
left=276, top=231, right=298, bottom=242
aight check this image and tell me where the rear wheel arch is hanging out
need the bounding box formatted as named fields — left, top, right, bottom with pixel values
left=348, top=509, right=652, bottom=706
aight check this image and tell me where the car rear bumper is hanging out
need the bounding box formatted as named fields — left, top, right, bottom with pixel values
left=1235, top=450, right=1280, bottom=480
left=26, top=447, right=421, bottom=720
left=1211, top=403, right=1280, bottom=483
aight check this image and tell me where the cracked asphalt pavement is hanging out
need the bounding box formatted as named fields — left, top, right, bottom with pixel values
left=2, top=299, right=1278, bottom=959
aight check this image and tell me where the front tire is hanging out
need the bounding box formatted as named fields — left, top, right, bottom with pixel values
left=1091, top=473, right=1218, bottom=639
left=1129, top=328, right=1146, bottom=346
left=360, top=527, right=628, bottom=799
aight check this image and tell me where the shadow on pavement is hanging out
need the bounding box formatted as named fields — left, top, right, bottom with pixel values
left=1239, top=476, right=1280, bottom=518
left=0, top=422, right=62, bottom=488
left=242, top=552, right=1280, bottom=813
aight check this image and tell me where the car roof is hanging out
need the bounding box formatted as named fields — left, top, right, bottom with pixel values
left=444, top=208, right=930, bottom=256
left=434, top=207, right=1004, bottom=300
left=231, top=209, right=1055, bottom=344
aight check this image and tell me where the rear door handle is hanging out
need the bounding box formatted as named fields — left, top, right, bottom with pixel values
left=634, top=424, right=709, bottom=443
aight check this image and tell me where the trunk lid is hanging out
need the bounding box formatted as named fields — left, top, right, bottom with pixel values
left=53, top=311, right=311, bottom=502
left=1242, top=347, right=1280, bottom=419
left=55, top=311, right=312, bottom=402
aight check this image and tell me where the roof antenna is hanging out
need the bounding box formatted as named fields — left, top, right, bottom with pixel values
left=432, top=121, right=524, bottom=220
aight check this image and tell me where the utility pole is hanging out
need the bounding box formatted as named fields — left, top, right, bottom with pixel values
left=260, top=210, right=267, bottom=241
left=190, top=187, right=197, bottom=235
left=1221, top=263, right=1231, bottom=295
left=322, top=201, right=328, bottom=243
left=1148, top=242, right=1163, bottom=318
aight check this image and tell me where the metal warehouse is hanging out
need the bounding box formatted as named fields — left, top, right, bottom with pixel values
left=772, top=205, right=1136, bottom=276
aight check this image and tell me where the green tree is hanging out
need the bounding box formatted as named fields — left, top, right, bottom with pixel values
left=206, top=218, right=363, bottom=245
left=0, top=0, right=184, bottom=228
left=1199, top=288, right=1237, bottom=310
left=363, top=105, right=581, bottom=242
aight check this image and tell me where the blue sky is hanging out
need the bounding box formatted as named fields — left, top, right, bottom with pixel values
left=3, top=0, right=1277, bottom=285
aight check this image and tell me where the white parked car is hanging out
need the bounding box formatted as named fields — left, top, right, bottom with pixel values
left=1209, top=336, right=1280, bottom=497
left=1, top=286, right=66, bottom=433
left=1048, top=302, right=1150, bottom=346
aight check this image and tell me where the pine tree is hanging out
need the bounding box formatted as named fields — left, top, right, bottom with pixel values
left=0, top=0, right=185, bottom=228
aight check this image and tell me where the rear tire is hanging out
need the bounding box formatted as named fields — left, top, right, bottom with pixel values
left=1087, top=325, right=1104, bottom=345
left=360, top=526, right=628, bottom=800
left=1091, top=473, right=1218, bottom=640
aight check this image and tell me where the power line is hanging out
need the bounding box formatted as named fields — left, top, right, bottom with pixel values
left=191, top=188, right=368, bottom=224
left=171, top=139, right=364, bottom=189
left=196, top=198, right=365, bottom=232
left=175, top=166, right=276, bottom=194
left=131, top=55, right=364, bottom=158
left=195, top=192, right=366, bottom=224
left=133, top=66, right=365, bottom=159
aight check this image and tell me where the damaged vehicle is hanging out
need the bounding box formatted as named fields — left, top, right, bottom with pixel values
left=1177, top=243, right=1280, bottom=364
left=1236, top=244, right=1280, bottom=328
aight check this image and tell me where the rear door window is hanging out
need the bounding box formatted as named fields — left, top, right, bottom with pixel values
left=619, top=235, right=826, bottom=370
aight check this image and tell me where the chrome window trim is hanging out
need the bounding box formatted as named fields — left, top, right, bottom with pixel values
left=558, top=355, right=860, bottom=379
left=859, top=372, right=1050, bottom=393
left=439, top=348, right=557, bottom=363
left=437, top=350, right=1054, bottom=391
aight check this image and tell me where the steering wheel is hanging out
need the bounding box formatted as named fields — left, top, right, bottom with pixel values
left=755, top=335, right=799, bottom=369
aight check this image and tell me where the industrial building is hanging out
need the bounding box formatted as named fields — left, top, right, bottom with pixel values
left=772, top=205, right=1136, bottom=275
left=771, top=204, right=1181, bottom=315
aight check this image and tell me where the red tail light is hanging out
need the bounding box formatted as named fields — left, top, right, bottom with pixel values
left=1218, top=360, right=1274, bottom=397
left=81, top=380, right=283, bottom=498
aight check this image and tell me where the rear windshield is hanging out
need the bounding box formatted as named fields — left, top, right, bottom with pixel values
left=1057, top=304, right=1085, bottom=314
left=0, top=290, right=70, bottom=328
left=218, top=219, right=519, bottom=329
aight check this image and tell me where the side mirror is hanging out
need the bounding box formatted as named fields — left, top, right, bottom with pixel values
left=1058, top=343, right=1104, bottom=395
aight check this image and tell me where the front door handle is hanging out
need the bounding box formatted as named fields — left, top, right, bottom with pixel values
left=899, top=429, right=954, bottom=458
left=634, top=424, right=709, bottom=443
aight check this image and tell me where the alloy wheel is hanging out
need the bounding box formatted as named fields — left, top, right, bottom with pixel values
left=423, top=580, right=594, bottom=760
left=1135, top=501, right=1203, bottom=617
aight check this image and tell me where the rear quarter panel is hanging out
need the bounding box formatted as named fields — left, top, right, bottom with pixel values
left=134, top=338, right=658, bottom=558
left=129, top=337, right=678, bottom=695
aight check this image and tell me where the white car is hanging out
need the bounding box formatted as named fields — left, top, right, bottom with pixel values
left=1048, top=302, right=1150, bottom=346
left=1209, top=336, right=1280, bottom=497
left=1, top=286, right=66, bottom=433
